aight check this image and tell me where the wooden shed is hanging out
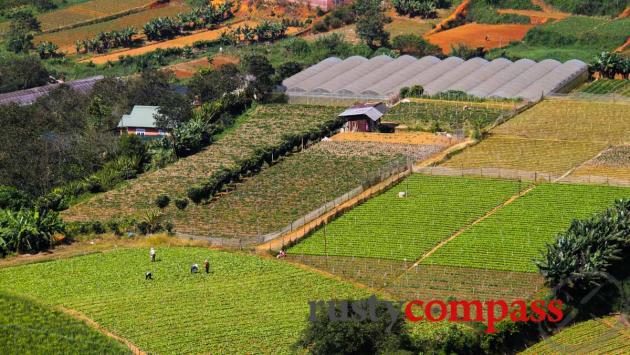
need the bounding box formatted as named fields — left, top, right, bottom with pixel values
left=339, top=102, right=387, bottom=132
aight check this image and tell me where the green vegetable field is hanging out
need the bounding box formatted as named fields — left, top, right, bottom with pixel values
left=0, top=248, right=369, bottom=354
left=422, top=183, right=630, bottom=272
left=63, top=104, right=343, bottom=226
left=579, top=80, right=630, bottom=97
left=0, top=292, right=129, bottom=354
left=288, top=175, right=525, bottom=261
left=384, top=100, right=514, bottom=133
left=521, top=316, right=630, bottom=354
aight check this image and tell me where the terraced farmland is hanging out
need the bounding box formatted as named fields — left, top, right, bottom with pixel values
left=422, top=183, right=630, bottom=272
left=385, top=100, right=515, bottom=133
left=63, top=104, right=343, bottom=226
left=579, top=80, right=630, bottom=97
left=444, top=99, right=630, bottom=176
left=288, top=255, right=544, bottom=303
left=288, top=175, right=525, bottom=261
left=521, top=316, right=630, bottom=354
left=0, top=292, right=129, bottom=354
left=35, top=2, right=192, bottom=50
left=567, top=145, right=630, bottom=183
left=37, top=0, right=157, bottom=32
left=0, top=248, right=369, bottom=354
left=173, top=141, right=444, bottom=238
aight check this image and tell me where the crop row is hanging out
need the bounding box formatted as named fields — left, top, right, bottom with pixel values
left=0, top=248, right=369, bottom=354
left=34, top=0, right=156, bottom=32
left=288, top=175, right=525, bottom=261
left=63, top=104, right=344, bottom=224
left=384, top=101, right=512, bottom=133
left=521, top=316, right=630, bottom=354
left=36, top=3, right=192, bottom=48
left=422, top=183, right=630, bottom=272
left=173, top=141, right=443, bottom=238
left=492, top=100, right=630, bottom=144
left=0, top=292, right=128, bottom=354
left=580, top=79, right=630, bottom=97
left=568, top=145, right=630, bottom=183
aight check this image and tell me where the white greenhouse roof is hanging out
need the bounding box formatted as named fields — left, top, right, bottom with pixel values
left=282, top=55, right=588, bottom=101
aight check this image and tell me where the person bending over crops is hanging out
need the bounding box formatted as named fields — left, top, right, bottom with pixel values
left=191, top=264, right=199, bottom=273
left=277, top=250, right=286, bottom=259
left=145, top=271, right=153, bottom=280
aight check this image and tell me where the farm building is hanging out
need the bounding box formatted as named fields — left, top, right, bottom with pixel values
left=282, top=56, right=588, bottom=102
left=0, top=75, right=104, bottom=106
left=339, top=102, right=387, bottom=132
left=117, top=105, right=166, bottom=138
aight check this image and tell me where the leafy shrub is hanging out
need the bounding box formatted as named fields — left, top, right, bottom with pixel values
left=175, top=198, right=189, bottom=210
left=546, top=0, right=627, bottom=17
left=391, top=34, right=442, bottom=56
left=392, top=0, right=438, bottom=18
left=155, top=194, right=170, bottom=209
left=0, top=209, right=63, bottom=256
left=0, top=186, right=29, bottom=211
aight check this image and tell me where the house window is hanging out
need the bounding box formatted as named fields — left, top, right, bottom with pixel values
left=136, top=128, right=145, bottom=136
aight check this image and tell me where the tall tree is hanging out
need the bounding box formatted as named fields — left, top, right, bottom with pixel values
left=244, top=55, right=275, bottom=100
left=354, top=0, right=390, bottom=49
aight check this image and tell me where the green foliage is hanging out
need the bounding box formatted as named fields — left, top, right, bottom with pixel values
left=391, top=34, right=442, bottom=56
left=536, top=199, right=630, bottom=312
left=187, top=63, right=243, bottom=103
left=275, top=61, right=303, bottom=83
left=144, top=4, right=233, bottom=41
left=0, top=208, right=63, bottom=256
left=75, top=27, right=137, bottom=54
left=546, top=0, right=627, bottom=17
left=466, top=1, right=532, bottom=24
left=589, top=52, right=630, bottom=79
left=0, top=248, right=368, bottom=353
left=0, top=186, right=30, bottom=211
left=0, top=53, right=50, bottom=93
left=391, top=0, right=438, bottom=18
left=0, top=292, right=129, bottom=353
left=355, top=0, right=390, bottom=49
left=244, top=54, right=275, bottom=100
left=295, top=296, right=412, bottom=354
left=579, top=79, right=630, bottom=97
left=424, top=183, right=630, bottom=272
left=290, top=175, right=523, bottom=261
left=450, top=43, right=486, bottom=59
left=154, top=194, right=170, bottom=209
left=174, top=198, right=189, bottom=210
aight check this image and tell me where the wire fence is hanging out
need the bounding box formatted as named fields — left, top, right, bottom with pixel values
left=413, top=166, right=630, bottom=187
left=176, top=158, right=413, bottom=248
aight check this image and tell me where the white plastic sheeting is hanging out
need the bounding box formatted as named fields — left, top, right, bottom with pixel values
left=282, top=57, right=341, bottom=88
left=489, top=59, right=561, bottom=98
left=446, top=58, right=512, bottom=92
left=287, top=56, right=368, bottom=92
left=283, top=55, right=588, bottom=100
left=311, top=55, right=393, bottom=93
left=423, top=57, right=489, bottom=95
left=361, top=56, right=441, bottom=96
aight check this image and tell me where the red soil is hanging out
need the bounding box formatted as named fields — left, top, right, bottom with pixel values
left=425, top=23, right=535, bottom=53
left=427, top=0, right=471, bottom=35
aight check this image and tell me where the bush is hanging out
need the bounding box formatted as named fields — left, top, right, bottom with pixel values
left=175, top=198, right=189, bottom=210
left=0, top=186, right=29, bottom=211
left=312, top=21, right=328, bottom=33
left=0, top=209, right=63, bottom=256
left=391, top=34, right=442, bottom=56
left=155, top=194, right=170, bottom=209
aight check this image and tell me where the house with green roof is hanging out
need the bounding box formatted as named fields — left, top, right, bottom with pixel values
left=117, top=105, right=166, bottom=138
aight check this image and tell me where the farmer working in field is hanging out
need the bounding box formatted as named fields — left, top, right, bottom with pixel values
left=145, top=271, right=153, bottom=280
left=150, top=247, right=156, bottom=262
left=191, top=264, right=199, bottom=273
left=204, top=259, right=210, bottom=273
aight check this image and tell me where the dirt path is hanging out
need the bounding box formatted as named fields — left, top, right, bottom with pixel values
left=427, top=0, right=471, bottom=35
left=82, top=20, right=253, bottom=64
left=58, top=307, right=146, bottom=354
left=620, top=6, right=630, bottom=19
left=255, top=169, right=412, bottom=252
left=615, top=37, right=630, bottom=53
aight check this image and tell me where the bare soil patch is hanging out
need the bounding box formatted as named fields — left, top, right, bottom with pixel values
left=426, top=23, right=535, bottom=53
left=331, top=132, right=457, bottom=146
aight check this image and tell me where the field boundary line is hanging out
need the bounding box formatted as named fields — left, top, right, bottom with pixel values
left=58, top=306, right=146, bottom=354
left=410, top=184, right=538, bottom=268
left=556, top=146, right=611, bottom=182
left=414, top=139, right=476, bottom=168
left=600, top=315, right=630, bottom=341
left=256, top=168, right=412, bottom=252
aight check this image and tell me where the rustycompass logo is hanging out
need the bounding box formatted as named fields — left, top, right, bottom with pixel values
left=309, top=295, right=564, bottom=333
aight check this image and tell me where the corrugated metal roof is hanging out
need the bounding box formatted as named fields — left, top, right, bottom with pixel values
left=118, top=105, right=160, bottom=128
left=0, top=75, right=104, bottom=106
left=339, top=106, right=384, bottom=121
